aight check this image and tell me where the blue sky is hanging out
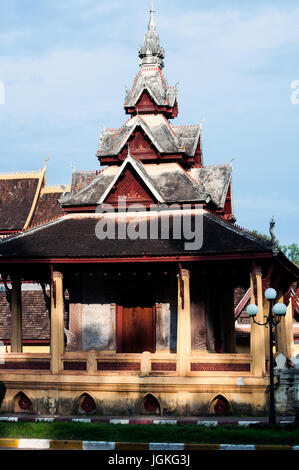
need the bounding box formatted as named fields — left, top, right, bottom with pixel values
left=0, top=0, right=298, bottom=245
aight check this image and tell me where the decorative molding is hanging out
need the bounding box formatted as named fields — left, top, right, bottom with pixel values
left=0, top=361, right=50, bottom=370
left=190, top=363, right=250, bottom=372
left=99, top=154, right=164, bottom=204
left=97, top=362, right=141, bottom=371
left=63, top=361, right=87, bottom=371
left=151, top=363, right=176, bottom=371
left=105, top=168, right=155, bottom=203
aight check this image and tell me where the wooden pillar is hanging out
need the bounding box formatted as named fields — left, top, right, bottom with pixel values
left=285, top=301, right=294, bottom=358
left=177, top=269, right=191, bottom=376
left=10, top=276, right=22, bottom=353
left=275, top=292, right=288, bottom=357
left=250, top=267, right=266, bottom=376
left=51, top=270, right=64, bottom=374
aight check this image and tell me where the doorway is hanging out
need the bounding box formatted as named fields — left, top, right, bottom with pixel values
left=117, top=301, right=156, bottom=353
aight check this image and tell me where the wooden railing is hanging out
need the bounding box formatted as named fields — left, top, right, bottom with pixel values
left=0, top=353, right=51, bottom=371
left=62, top=351, right=178, bottom=376
left=0, top=351, right=253, bottom=376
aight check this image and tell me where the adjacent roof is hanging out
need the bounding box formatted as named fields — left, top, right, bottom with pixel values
left=0, top=284, right=50, bottom=341
left=0, top=210, right=274, bottom=259
left=0, top=169, right=45, bottom=232
left=30, top=186, right=69, bottom=226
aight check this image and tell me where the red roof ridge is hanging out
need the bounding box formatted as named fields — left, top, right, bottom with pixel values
left=200, top=164, right=231, bottom=169
left=72, top=166, right=110, bottom=194
left=109, top=117, right=132, bottom=140
left=174, top=162, right=200, bottom=187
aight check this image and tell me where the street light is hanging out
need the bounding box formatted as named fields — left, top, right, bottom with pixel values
left=247, top=288, right=287, bottom=425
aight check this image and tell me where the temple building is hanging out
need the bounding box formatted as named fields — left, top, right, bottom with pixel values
left=0, top=6, right=298, bottom=417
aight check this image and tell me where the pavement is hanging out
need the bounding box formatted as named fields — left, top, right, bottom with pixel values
left=0, top=413, right=296, bottom=425
left=0, top=439, right=298, bottom=450
left=0, top=414, right=297, bottom=451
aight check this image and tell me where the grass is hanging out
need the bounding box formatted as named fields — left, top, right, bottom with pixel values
left=0, top=422, right=298, bottom=445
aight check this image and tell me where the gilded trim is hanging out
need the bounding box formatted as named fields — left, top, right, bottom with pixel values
left=23, top=159, right=49, bottom=230
left=41, top=185, right=71, bottom=195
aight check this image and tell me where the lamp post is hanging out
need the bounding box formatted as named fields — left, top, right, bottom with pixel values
left=247, top=288, right=287, bottom=425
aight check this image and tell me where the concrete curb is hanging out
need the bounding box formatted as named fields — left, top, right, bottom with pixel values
left=0, top=416, right=295, bottom=426
left=0, top=439, right=297, bottom=450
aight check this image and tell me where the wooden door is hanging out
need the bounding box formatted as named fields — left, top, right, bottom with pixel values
left=117, top=306, right=156, bottom=353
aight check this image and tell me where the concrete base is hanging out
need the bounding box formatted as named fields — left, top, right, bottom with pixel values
left=1, top=377, right=268, bottom=417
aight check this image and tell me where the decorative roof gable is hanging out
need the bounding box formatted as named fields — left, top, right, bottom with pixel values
left=60, top=159, right=213, bottom=210
left=99, top=154, right=163, bottom=204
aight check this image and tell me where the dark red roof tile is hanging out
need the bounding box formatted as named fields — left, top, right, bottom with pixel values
left=0, top=178, right=40, bottom=231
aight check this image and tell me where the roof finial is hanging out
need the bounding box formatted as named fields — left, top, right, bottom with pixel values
left=149, top=2, right=156, bottom=32
left=139, top=3, right=165, bottom=69
left=269, top=216, right=279, bottom=256
left=43, top=157, right=50, bottom=171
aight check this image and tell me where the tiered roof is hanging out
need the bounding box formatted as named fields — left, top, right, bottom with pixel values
left=97, top=114, right=201, bottom=166
left=60, top=156, right=230, bottom=209
left=62, top=7, right=232, bottom=217
left=1, top=5, right=297, bottom=281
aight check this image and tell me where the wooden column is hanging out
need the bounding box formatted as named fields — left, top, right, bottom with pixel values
left=177, top=269, right=191, bottom=376
left=275, top=292, right=288, bottom=357
left=250, top=267, right=266, bottom=376
left=51, top=271, right=64, bottom=374
left=285, top=301, right=294, bottom=359
left=10, top=276, right=22, bottom=353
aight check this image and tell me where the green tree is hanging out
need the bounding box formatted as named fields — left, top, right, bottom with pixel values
left=285, top=243, right=299, bottom=266
left=252, top=231, right=299, bottom=266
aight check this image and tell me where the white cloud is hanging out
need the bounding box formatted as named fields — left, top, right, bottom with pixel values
left=160, top=6, right=299, bottom=53
left=0, top=30, right=27, bottom=45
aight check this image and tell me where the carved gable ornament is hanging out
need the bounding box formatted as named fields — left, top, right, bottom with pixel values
left=105, top=167, right=155, bottom=203
left=99, top=155, right=164, bottom=205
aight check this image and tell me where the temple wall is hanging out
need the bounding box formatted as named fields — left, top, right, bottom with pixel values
left=1, top=384, right=267, bottom=417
